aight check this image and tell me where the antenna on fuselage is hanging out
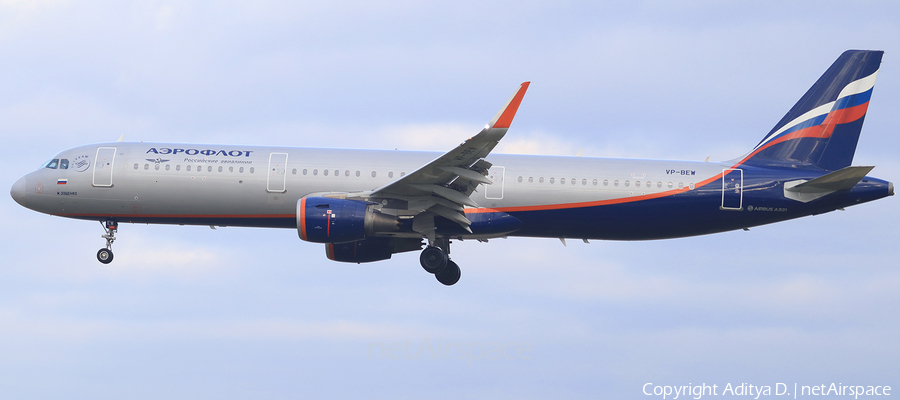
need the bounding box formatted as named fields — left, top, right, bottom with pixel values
left=117, top=134, right=124, bottom=142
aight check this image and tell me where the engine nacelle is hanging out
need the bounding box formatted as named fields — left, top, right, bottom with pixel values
left=297, top=197, right=398, bottom=243
left=326, top=237, right=423, bottom=263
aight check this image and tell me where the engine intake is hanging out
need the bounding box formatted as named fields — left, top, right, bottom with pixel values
left=297, top=197, right=399, bottom=243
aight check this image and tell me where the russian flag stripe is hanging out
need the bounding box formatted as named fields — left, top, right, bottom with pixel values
left=833, top=88, right=872, bottom=110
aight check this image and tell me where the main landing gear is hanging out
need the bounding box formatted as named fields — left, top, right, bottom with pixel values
left=97, top=220, right=117, bottom=264
left=419, top=238, right=461, bottom=286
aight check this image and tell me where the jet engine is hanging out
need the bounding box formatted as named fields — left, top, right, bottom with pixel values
left=326, top=237, right=424, bottom=263
left=297, top=197, right=399, bottom=243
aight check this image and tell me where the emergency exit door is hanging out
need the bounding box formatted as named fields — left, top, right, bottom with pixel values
left=720, top=168, right=743, bottom=210
left=485, top=166, right=505, bottom=199
left=92, top=147, right=116, bottom=187
left=267, top=153, right=288, bottom=193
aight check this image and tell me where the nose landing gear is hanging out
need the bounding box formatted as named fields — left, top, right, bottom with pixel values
left=97, top=220, right=117, bottom=264
left=419, top=237, right=461, bottom=286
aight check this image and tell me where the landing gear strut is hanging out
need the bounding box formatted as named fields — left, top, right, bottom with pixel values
left=419, top=237, right=461, bottom=286
left=97, top=220, right=117, bottom=264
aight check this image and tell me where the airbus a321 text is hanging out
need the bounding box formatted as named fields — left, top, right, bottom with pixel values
left=11, top=50, right=893, bottom=285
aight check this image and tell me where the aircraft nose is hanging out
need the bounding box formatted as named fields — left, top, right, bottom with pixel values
left=10, top=176, right=26, bottom=206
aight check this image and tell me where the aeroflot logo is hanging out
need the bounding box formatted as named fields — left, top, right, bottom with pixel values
left=146, top=148, right=254, bottom=157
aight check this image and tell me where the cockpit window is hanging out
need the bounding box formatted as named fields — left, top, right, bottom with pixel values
left=59, top=159, right=69, bottom=169
left=43, top=159, right=60, bottom=169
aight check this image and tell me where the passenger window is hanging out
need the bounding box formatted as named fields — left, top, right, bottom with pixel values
left=657, top=181, right=662, bottom=188
left=400, top=172, right=405, bottom=177
left=345, top=170, right=350, bottom=177
left=668, top=182, right=673, bottom=188
left=372, top=171, right=376, bottom=177
left=229, top=167, right=233, bottom=172
left=356, top=171, right=360, bottom=177
left=176, top=165, right=181, bottom=171
left=518, top=176, right=522, bottom=183
left=560, top=178, right=565, bottom=184
left=550, top=178, right=555, bottom=184
left=144, top=164, right=149, bottom=170
left=624, top=180, right=630, bottom=187
left=334, top=170, right=338, bottom=176
left=208, top=166, right=212, bottom=172
left=528, top=177, right=533, bottom=183
left=133, top=163, right=138, bottom=170
left=165, top=164, right=170, bottom=171
left=59, top=159, right=69, bottom=169
left=44, top=159, right=59, bottom=169
left=388, top=172, right=393, bottom=178
left=250, top=167, right=255, bottom=174
left=313, top=169, right=318, bottom=176
left=678, top=182, right=684, bottom=189
left=603, top=179, right=608, bottom=186
left=239, top=167, right=244, bottom=173
left=324, top=169, right=329, bottom=176
left=571, top=179, right=576, bottom=185
left=582, top=179, right=587, bottom=185
left=154, top=164, right=160, bottom=170
left=187, top=165, right=192, bottom=172
left=614, top=180, right=619, bottom=186
left=539, top=177, right=544, bottom=183
left=593, top=179, right=598, bottom=186
left=635, top=180, right=641, bottom=188
left=218, top=166, right=223, bottom=172
left=292, top=168, right=297, bottom=175
left=303, top=169, right=308, bottom=175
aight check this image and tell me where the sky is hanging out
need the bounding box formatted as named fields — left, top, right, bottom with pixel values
left=2, top=1, right=899, bottom=399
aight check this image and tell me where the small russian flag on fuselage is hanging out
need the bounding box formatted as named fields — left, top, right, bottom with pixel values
left=57, top=179, right=68, bottom=185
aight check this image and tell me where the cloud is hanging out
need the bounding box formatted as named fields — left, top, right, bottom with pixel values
left=0, top=311, right=438, bottom=342
left=496, top=132, right=583, bottom=156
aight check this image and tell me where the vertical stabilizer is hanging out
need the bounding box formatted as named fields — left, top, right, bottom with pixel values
left=741, top=50, right=883, bottom=170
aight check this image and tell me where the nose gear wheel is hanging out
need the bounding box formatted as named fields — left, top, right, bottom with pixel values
left=97, top=220, right=117, bottom=264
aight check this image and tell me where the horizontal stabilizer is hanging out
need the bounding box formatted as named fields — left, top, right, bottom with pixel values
left=787, top=166, right=874, bottom=192
left=784, top=166, right=874, bottom=202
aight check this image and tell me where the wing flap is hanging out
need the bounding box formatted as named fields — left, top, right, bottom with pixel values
left=428, top=204, right=473, bottom=228
left=409, top=184, right=479, bottom=208
left=439, top=166, right=492, bottom=184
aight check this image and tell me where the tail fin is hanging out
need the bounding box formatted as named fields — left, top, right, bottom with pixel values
left=741, top=50, right=883, bottom=170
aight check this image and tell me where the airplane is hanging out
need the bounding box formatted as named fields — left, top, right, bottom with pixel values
left=10, top=50, right=893, bottom=286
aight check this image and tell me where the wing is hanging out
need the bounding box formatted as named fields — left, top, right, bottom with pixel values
left=358, top=82, right=530, bottom=238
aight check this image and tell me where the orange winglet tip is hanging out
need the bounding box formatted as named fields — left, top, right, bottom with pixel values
left=489, top=81, right=530, bottom=129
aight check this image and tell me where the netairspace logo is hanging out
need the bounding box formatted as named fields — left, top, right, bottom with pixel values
left=643, top=382, right=892, bottom=400
left=367, top=338, right=531, bottom=365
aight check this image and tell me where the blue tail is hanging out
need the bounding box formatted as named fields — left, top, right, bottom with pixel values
left=741, top=50, right=883, bottom=170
